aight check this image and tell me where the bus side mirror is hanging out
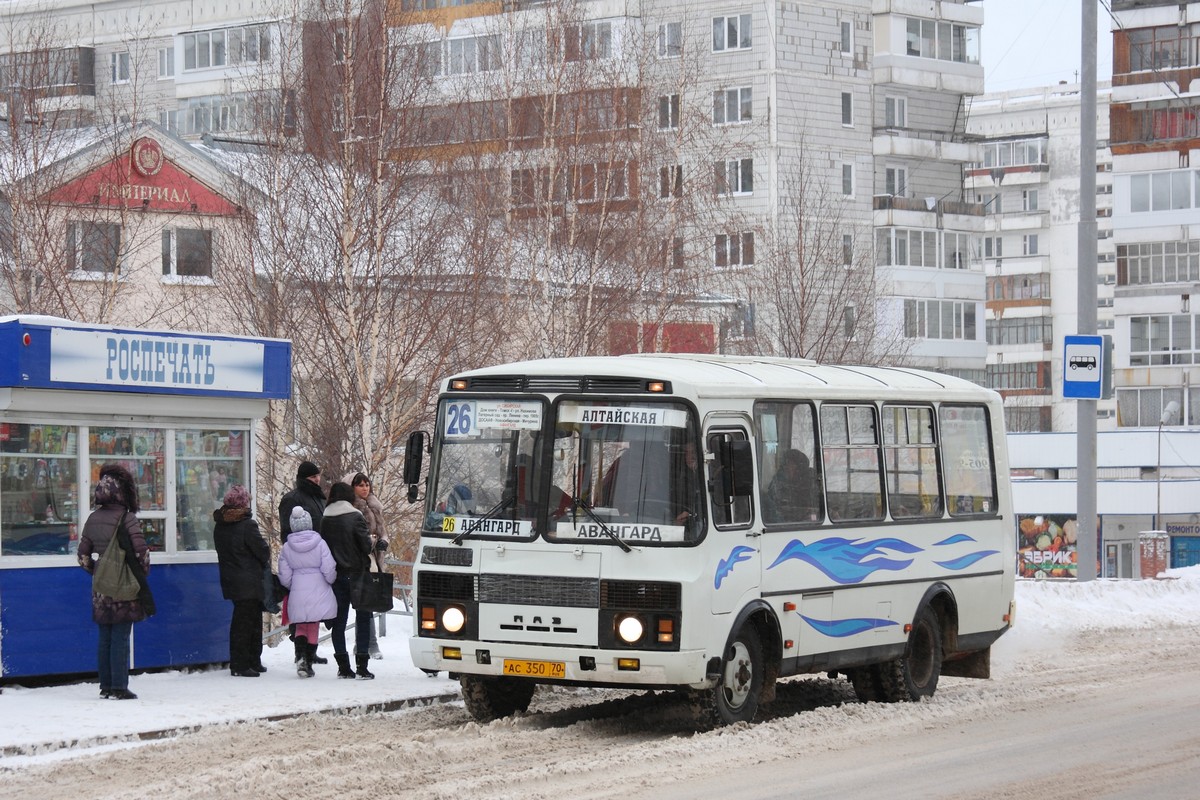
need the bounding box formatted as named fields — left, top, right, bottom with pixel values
left=718, top=439, right=754, bottom=497
left=403, top=430, right=427, bottom=503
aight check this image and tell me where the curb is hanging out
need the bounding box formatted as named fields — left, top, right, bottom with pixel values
left=0, top=691, right=462, bottom=759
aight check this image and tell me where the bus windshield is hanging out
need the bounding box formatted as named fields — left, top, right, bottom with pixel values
left=424, top=398, right=546, bottom=540
left=548, top=399, right=704, bottom=545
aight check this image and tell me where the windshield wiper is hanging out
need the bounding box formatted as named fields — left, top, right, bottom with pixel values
left=451, top=495, right=514, bottom=546
left=569, top=496, right=632, bottom=553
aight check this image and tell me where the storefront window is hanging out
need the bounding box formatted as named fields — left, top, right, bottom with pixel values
left=0, top=423, right=79, bottom=555
left=176, top=429, right=245, bottom=551
left=89, top=427, right=167, bottom=551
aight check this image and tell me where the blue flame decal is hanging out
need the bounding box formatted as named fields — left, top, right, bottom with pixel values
left=767, top=537, right=922, bottom=584
left=934, top=550, right=999, bottom=570
left=714, top=545, right=755, bottom=589
left=934, top=534, right=976, bottom=546
left=800, top=615, right=899, bottom=637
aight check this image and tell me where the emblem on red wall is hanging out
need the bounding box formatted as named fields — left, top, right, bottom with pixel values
left=131, top=137, right=164, bottom=177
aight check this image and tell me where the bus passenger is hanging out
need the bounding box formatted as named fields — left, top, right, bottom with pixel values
left=765, top=449, right=818, bottom=523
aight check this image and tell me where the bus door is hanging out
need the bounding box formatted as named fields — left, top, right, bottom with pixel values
left=705, top=424, right=760, bottom=615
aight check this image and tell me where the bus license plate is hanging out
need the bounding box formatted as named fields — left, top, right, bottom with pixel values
left=503, top=659, right=566, bottom=679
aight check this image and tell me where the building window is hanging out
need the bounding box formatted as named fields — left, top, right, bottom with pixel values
left=659, top=164, right=683, bottom=199
left=842, top=163, right=853, bottom=196
left=444, top=35, right=502, bottom=75
left=886, top=165, right=907, bottom=197
left=1116, top=386, right=1187, bottom=427
left=564, top=21, right=612, bottom=62
left=658, top=93, right=680, bottom=130
left=842, top=234, right=853, bottom=266
left=158, top=109, right=179, bottom=131
left=885, top=95, right=906, bottom=128
left=904, top=16, right=980, bottom=64
left=110, top=51, right=130, bottom=84
left=662, top=236, right=684, bottom=269
left=162, top=228, right=214, bottom=278
left=658, top=22, right=682, bottom=58
left=987, top=362, right=1047, bottom=392
left=715, top=157, right=753, bottom=196
left=1117, top=240, right=1200, bottom=286
left=875, top=228, right=940, bottom=268
left=158, top=47, right=175, bottom=79
left=713, top=14, right=752, bottom=52
left=986, top=316, right=1052, bottom=346
left=67, top=221, right=122, bottom=274
left=334, top=29, right=348, bottom=64
left=1127, top=24, right=1200, bottom=72
left=976, top=191, right=1002, bottom=213
left=1022, top=188, right=1039, bottom=212
left=715, top=232, right=755, bottom=267
left=843, top=304, right=857, bottom=340
left=970, top=137, right=1047, bottom=170
left=713, top=86, right=751, bottom=124
left=841, top=92, right=853, bottom=126
left=944, top=232, right=972, bottom=269
left=1022, top=234, right=1039, bottom=255
left=183, top=25, right=271, bottom=71
left=988, top=273, right=1050, bottom=301
left=1129, top=314, right=1198, bottom=366
left=903, top=298, right=976, bottom=340
left=840, top=20, right=852, bottom=54
left=1129, top=170, right=1195, bottom=213
left=984, top=236, right=1003, bottom=259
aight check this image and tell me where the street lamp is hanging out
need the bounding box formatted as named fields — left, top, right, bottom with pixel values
left=1157, top=400, right=1180, bottom=528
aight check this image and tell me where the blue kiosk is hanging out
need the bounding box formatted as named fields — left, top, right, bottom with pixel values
left=0, top=316, right=290, bottom=680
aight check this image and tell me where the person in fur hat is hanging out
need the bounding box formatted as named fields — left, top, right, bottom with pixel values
left=76, top=464, right=150, bottom=700
left=213, top=484, right=270, bottom=677
left=278, top=506, right=337, bottom=678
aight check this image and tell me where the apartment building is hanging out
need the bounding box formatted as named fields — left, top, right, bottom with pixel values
left=384, top=0, right=987, bottom=365
left=965, top=83, right=1116, bottom=433
left=1109, top=0, right=1200, bottom=430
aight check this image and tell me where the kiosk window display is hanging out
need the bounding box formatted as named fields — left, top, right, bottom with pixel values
left=0, top=317, right=290, bottom=680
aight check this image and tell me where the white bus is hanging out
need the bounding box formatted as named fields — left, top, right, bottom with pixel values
left=403, top=355, right=1015, bottom=727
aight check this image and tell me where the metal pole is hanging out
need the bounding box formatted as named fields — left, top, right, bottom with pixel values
left=1076, top=0, right=1099, bottom=581
left=1157, top=421, right=1163, bottom=529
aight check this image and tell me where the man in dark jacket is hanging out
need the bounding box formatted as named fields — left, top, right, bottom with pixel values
left=279, top=461, right=326, bottom=544
left=213, top=484, right=271, bottom=677
left=277, top=461, right=329, bottom=665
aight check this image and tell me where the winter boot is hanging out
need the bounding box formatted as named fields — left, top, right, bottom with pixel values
left=307, top=642, right=324, bottom=669
left=355, top=654, right=375, bottom=680
left=334, top=653, right=355, bottom=679
left=295, top=636, right=314, bottom=678
left=293, top=636, right=305, bottom=667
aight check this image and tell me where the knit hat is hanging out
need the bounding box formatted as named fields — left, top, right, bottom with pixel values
left=223, top=484, right=251, bottom=508
left=297, top=461, right=320, bottom=480
left=93, top=474, right=124, bottom=507
left=289, top=506, right=313, bottom=532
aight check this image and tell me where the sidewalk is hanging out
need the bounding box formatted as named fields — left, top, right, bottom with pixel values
left=0, top=623, right=460, bottom=761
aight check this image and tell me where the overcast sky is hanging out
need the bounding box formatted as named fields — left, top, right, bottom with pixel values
left=982, top=0, right=1115, bottom=93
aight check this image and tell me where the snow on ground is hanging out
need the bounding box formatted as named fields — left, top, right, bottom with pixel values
left=1, top=566, right=1197, bottom=766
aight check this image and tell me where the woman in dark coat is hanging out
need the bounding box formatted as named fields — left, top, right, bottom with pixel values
left=213, top=484, right=271, bottom=677
left=319, top=482, right=374, bottom=679
left=76, top=464, right=150, bottom=700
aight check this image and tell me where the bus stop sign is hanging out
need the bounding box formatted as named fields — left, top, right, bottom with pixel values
left=1063, top=335, right=1103, bottom=399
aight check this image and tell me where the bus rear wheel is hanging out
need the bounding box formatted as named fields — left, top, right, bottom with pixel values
left=878, top=606, right=943, bottom=702
left=694, top=626, right=764, bottom=727
left=460, top=675, right=537, bottom=722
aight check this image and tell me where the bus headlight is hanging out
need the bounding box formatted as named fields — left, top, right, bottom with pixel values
left=442, top=605, right=467, bottom=634
left=616, top=614, right=644, bottom=644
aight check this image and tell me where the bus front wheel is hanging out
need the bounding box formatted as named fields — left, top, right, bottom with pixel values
left=460, top=675, right=537, bottom=722
left=694, top=626, right=764, bottom=727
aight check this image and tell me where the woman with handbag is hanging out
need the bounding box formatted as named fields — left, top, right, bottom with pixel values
left=349, top=472, right=389, bottom=659
left=319, top=482, right=374, bottom=679
left=76, top=464, right=151, bottom=700
left=212, top=484, right=271, bottom=677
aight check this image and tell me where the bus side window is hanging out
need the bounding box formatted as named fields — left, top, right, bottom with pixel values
left=708, top=430, right=753, bottom=527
